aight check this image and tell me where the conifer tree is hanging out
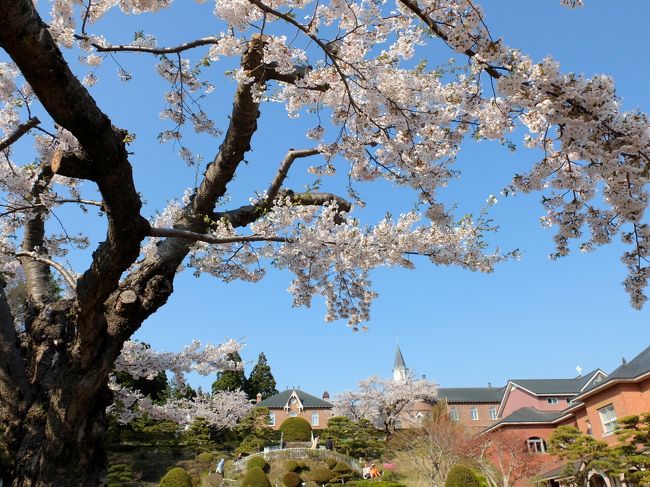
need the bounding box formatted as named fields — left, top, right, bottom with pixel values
left=246, top=353, right=278, bottom=399
left=211, top=352, right=247, bottom=394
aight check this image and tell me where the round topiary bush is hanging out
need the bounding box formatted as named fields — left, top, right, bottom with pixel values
left=309, top=467, right=334, bottom=484
left=333, top=462, right=351, bottom=474
left=242, top=466, right=272, bottom=487
left=247, top=456, right=269, bottom=472
left=285, top=460, right=300, bottom=472
left=325, top=458, right=337, bottom=470
left=159, top=467, right=193, bottom=487
left=196, top=452, right=213, bottom=464
left=279, top=417, right=312, bottom=441
left=445, top=465, right=481, bottom=487
left=283, top=471, right=302, bottom=487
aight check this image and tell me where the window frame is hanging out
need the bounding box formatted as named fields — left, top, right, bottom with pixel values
left=547, top=397, right=559, bottom=405
left=470, top=407, right=479, bottom=421
left=527, top=437, right=546, bottom=453
left=311, top=413, right=319, bottom=427
left=449, top=407, right=459, bottom=422
left=489, top=407, right=498, bottom=420
left=598, top=404, right=618, bottom=436
left=268, top=413, right=276, bottom=426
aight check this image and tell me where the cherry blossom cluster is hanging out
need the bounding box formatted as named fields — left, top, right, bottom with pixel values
left=333, top=372, right=438, bottom=429
left=109, top=339, right=252, bottom=427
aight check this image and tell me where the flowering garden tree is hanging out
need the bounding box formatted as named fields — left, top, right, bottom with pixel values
left=0, top=0, right=648, bottom=484
left=333, top=373, right=438, bottom=433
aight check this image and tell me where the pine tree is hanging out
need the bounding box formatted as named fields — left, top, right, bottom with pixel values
left=246, top=353, right=278, bottom=399
left=211, top=352, right=247, bottom=394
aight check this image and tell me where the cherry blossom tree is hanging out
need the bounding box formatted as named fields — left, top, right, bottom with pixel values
left=332, top=373, right=438, bottom=433
left=0, top=0, right=648, bottom=484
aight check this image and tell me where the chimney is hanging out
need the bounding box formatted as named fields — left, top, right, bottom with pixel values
left=488, top=382, right=492, bottom=388
left=622, top=357, right=627, bottom=365
left=422, top=374, right=427, bottom=380
left=256, top=392, right=262, bottom=403
left=322, top=391, right=330, bottom=400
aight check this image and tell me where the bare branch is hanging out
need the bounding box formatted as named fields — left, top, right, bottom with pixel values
left=15, top=252, right=77, bottom=291
left=0, top=117, right=40, bottom=152
left=266, top=148, right=321, bottom=203
left=148, top=227, right=288, bottom=245
left=93, top=36, right=224, bottom=55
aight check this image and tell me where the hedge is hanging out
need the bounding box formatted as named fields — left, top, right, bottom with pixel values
left=247, top=456, right=269, bottom=472
left=283, top=471, right=303, bottom=487
left=279, top=417, right=312, bottom=441
left=445, top=465, right=481, bottom=487
left=309, top=468, right=335, bottom=483
left=242, top=466, right=272, bottom=487
left=159, top=467, right=193, bottom=487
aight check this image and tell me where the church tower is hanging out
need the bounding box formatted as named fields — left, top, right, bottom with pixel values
left=393, top=344, right=408, bottom=382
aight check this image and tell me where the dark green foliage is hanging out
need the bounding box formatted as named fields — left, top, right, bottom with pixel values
left=196, top=452, right=213, bottom=463
left=333, top=462, right=351, bottom=474
left=212, top=352, right=247, bottom=394
left=159, top=467, right=193, bottom=487
left=114, top=369, right=168, bottom=403
left=236, top=407, right=279, bottom=453
left=283, top=471, right=302, bottom=487
left=106, top=464, right=133, bottom=486
left=325, top=458, right=337, bottom=470
left=285, top=460, right=300, bottom=472
left=615, top=413, right=650, bottom=485
left=548, top=425, right=617, bottom=486
left=246, top=353, right=278, bottom=399
left=324, top=417, right=385, bottom=459
left=279, top=417, right=311, bottom=441
left=241, top=466, right=272, bottom=487
left=309, top=468, right=335, bottom=483
left=247, top=456, right=269, bottom=472
left=445, top=465, right=480, bottom=487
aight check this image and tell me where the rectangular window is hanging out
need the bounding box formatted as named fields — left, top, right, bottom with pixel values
left=470, top=408, right=479, bottom=421
left=599, top=404, right=617, bottom=435
left=311, top=413, right=319, bottom=427
left=449, top=408, right=459, bottom=422
left=489, top=408, right=498, bottom=420
left=547, top=397, right=558, bottom=404
left=269, top=413, right=276, bottom=426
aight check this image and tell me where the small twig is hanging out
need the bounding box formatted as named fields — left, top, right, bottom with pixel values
left=14, top=251, right=77, bottom=291
left=0, top=117, right=40, bottom=152
left=266, top=148, right=321, bottom=204
left=93, top=36, right=224, bottom=55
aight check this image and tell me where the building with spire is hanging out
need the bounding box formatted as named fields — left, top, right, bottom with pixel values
left=393, top=344, right=408, bottom=382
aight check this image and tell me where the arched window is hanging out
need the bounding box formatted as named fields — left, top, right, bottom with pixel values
left=489, top=407, right=498, bottom=420
left=470, top=407, right=479, bottom=421
left=449, top=407, right=459, bottom=422
left=527, top=437, right=546, bottom=453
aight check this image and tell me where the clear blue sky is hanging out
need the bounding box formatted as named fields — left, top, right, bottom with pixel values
left=9, top=1, right=650, bottom=396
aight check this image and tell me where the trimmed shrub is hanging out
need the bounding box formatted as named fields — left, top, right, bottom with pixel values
left=107, top=464, right=132, bottom=486
left=309, top=468, right=334, bottom=484
left=344, top=482, right=406, bottom=487
left=241, top=466, right=272, bottom=487
left=324, top=458, right=337, bottom=470
left=285, top=460, right=300, bottom=472
left=333, top=462, right=351, bottom=474
left=196, top=452, right=213, bottom=464
left=283, top=471, right=302, bottom=487
left=445, top=465, right=481, bottom=487
left=279, top=417, right=312, bottom=441
left=247, top=456, right=269, bottom=472
left=159, top=467, right=193, bottom=487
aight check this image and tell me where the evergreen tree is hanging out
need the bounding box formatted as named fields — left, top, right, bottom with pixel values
left=246, top=353, right=278, bottom=399
left=211, top=351, right=247, bottom=395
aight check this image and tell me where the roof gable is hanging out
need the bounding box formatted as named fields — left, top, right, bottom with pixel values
left=256, top=389, right=333, bottom=409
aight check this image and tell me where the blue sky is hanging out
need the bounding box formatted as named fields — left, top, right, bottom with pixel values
left=8, top=1, right=650, bottom=396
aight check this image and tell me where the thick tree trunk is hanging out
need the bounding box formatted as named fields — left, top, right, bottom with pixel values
left=9, top=379, right=110, bottom=487
left=1, top=300, right=116, bottom=487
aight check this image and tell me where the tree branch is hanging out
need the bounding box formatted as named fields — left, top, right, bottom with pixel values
left=0, top=117, right=40, bottom=152
left=50, top=148, right=97, bottom=181
left=148, top=227, right=288, bottom=245
left=15, top=252, right=77, bottom=292
left=266, top=148, right=321, bottom=203
left=93, top=36, right=224, bottom=55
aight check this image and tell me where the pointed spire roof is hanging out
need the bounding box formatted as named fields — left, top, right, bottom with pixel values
left=394, top=344, right=407, bottom=370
